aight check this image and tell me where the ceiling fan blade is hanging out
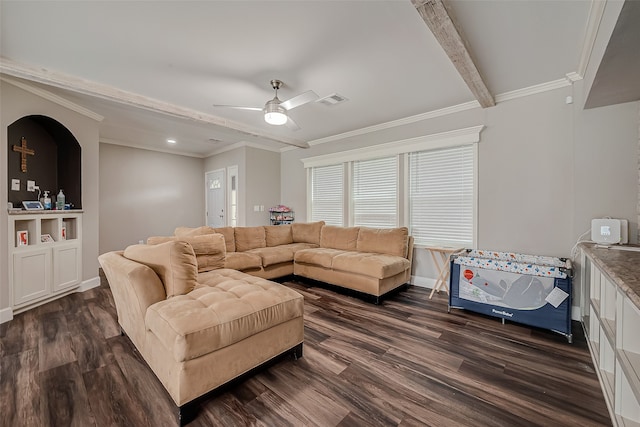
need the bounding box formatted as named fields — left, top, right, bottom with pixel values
left=280, top=90, right=319, bottom=110
left=212, top=104, right=263, bottom=111
left=285, top=116, right=301, bottom=131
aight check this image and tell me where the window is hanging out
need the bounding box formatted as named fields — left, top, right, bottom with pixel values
left=310, top=164, right=343, bottom=226
left=408, top=145, right=474, bottom=247
left=352, top=156, right=398, bottom=227
left=303, top=126, right=481, bottom=246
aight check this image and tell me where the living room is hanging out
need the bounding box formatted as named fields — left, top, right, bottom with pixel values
left=1, top=1, right=639, bottom=425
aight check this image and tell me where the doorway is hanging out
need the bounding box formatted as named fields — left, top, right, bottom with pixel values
left=205, top=169, right=225, bottom=228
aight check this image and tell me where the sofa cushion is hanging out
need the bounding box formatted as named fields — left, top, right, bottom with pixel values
left=147, top=235, right=175, bottom=245
left=145, top=274, right=304, bottom=362
left=146, top=234, right=226, bottom=273
left=294, top=248, right=348, bottom=269
left=181, top=234, right=226, bottom=273
left=320, top=226, right=359, bottom=250
left=332, top=252, right=410, bottom=279
left=292, top=221, right=325, bottom=245
left=264, top=225, right=293, bottom=247
left=224, top=251, right=262, bottom=271
left=213, top=227, right=236, bottom=253
left=174, top=225, right=217, bottom=237
left=279, top=242, right=320, bottom=251
left=356, top=227, right=409, bottom=258
left=123, top=241, right=198, bottom=298
left=234, top=226, right=266, bottom=252
left=247, top=247, right=294, bottom=267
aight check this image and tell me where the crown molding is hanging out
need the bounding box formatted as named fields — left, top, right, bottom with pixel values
left=308, top=100, right=480, bottom=147
left=204, top=140, right=282, bottom=158
left=1, top=75, right=104, bottom=122
left=307, top=76, right=574, bottom=149
left=494, top=78, right=572, bottom=103
left=302, top=125, right=484, bottom=169
left=0, top=57, right=308, bottom=149
left=565, top=72, right=583, bottom=83
left=100, top=138, right=205, bottom=159
left=577, top=0, right=607, bottom=79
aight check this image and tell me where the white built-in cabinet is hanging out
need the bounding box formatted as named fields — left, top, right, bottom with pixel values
left=9, top=211, right=82, bottom=312
left=581, top=244, right=640, bottom=426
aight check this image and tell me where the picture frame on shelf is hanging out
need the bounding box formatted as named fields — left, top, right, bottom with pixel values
left=22, top=200, right=44, bottom=211
left=41, top=234, right=54, bottom=243
left=61, top=224, right=66, bottom=240
left=17, top=230, right=28, bottom=246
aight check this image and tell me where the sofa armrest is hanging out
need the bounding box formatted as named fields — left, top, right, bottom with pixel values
left=98, top=251, right=166, bottom=350
left=407, top=236, right=414, bottom=264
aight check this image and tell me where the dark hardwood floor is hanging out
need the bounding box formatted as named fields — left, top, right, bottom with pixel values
left=1, top=277, right=611, bottom=427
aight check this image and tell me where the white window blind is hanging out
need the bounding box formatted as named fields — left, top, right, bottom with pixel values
left=310, top=164, right=344, bottom=226
left=409, top=145, right=474, bottom=247
left=352, top=156, right=398, bottom=228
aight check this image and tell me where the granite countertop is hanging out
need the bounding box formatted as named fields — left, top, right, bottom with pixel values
left=580, top=242, right=640, bottom=310
left=8, top=209, right=84, bottom=215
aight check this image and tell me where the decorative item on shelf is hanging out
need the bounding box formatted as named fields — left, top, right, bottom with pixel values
left=22, top=200, right=43, bottom=211
left=61, top=224, right=67, bottom=240
left=17, top=230, right=28, bottom=246
left=269, top=205, right=294, bottom=225
left=43, top=191, right=51, bottom=210
left=56, top=189, right=65, bottom=211
left=12, top=137, right=35, bottom=173
left=41, top=234, right=54, bottom=243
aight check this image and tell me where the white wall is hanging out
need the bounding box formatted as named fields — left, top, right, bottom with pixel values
left=204, top=145, right=281, bottom=227
left=99, top=143, right=205, bottom=253
left=245, top=147, right=280, bottom=226
left=1, top=80, right=101, bottom=311
left=280, top=85, right=640, bottom=311
left=204, top=146, right=246, bottom=226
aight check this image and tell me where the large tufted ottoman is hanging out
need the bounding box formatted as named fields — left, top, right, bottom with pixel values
left=99, top=248, right=304, bottom=425
left=147, top=269, right=303, bottom=420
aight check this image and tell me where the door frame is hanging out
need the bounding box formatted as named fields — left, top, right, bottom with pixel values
left=205, top=168, right=226, bottom=227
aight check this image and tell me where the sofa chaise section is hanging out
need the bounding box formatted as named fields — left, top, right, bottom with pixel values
left=98, top=239, right=304, bottom=424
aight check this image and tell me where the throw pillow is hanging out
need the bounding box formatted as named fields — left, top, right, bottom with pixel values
left=123, top=241, right=198, bottom=298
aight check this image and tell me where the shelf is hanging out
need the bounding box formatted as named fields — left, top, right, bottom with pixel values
left=616, top=367, right=640, bottom=424
left=270, top=209, right=294, bottom=226
left=582, top=244, right=640, bottom=426
left=8, top=212, right=83, bottom=310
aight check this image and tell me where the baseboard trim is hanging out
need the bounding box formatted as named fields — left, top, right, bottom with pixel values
left=0, top=307, right=14, bottom=324
left=411, top=275, right=437, bottom=289
left=77, top=276, right=100, bottom=292
left=571, top=305, right=581, bottom=321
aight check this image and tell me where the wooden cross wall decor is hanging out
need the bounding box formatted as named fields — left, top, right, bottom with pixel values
left=12, top=137, right=35, bottom=173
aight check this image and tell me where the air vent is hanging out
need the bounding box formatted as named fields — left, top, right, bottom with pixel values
left=316, top=93, right=348, bottom=106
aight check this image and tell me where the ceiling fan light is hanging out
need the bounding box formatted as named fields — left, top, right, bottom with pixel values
left=264, top=111, right=287, bottom=125
left=263, top=101, right=288, bottom=125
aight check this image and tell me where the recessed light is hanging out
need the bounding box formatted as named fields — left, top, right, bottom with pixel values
left=167, top=139, right=177, bottom=144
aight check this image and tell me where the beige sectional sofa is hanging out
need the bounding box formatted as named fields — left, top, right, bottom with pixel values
left=294, top=225, right=414, bottom=302
left=162, top=222, right=414, bottom=301
left=98, top=221, right=413, bottom=423
left=98, top=237, right=304, bottom=424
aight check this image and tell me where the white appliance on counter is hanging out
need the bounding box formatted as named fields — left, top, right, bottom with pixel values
left=591, top=218, right=628, bottom=244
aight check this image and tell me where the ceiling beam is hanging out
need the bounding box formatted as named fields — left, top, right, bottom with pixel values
left=412, top=0, right=495, bottom=108
left=0, top=58, right=309, bottom=149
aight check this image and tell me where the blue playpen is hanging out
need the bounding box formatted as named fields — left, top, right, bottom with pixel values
left=449, top=249, right=573, bottom=342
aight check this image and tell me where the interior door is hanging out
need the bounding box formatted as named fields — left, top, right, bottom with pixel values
left=206, top=169, right=225, bottom=228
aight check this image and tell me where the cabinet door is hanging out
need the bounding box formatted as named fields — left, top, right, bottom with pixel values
left=13, top=249, right=52, bottom=306
left=53, top=245, right=81, bottom=292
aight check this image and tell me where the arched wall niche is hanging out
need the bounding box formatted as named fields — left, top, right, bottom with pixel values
left=7, top=115, right=82, bottom=209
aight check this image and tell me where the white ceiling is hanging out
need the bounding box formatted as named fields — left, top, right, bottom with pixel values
left=1, top=0, right=593, bottom=157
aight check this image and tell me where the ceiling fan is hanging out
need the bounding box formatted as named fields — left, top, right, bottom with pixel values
left=213, top=79, right=318, bottom=130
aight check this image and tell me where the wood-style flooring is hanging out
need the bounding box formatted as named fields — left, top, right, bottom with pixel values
left=1, top=277, right=611, bottom=426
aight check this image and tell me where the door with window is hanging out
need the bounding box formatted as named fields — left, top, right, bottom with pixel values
left=206, top=169, right=225, bottom=228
